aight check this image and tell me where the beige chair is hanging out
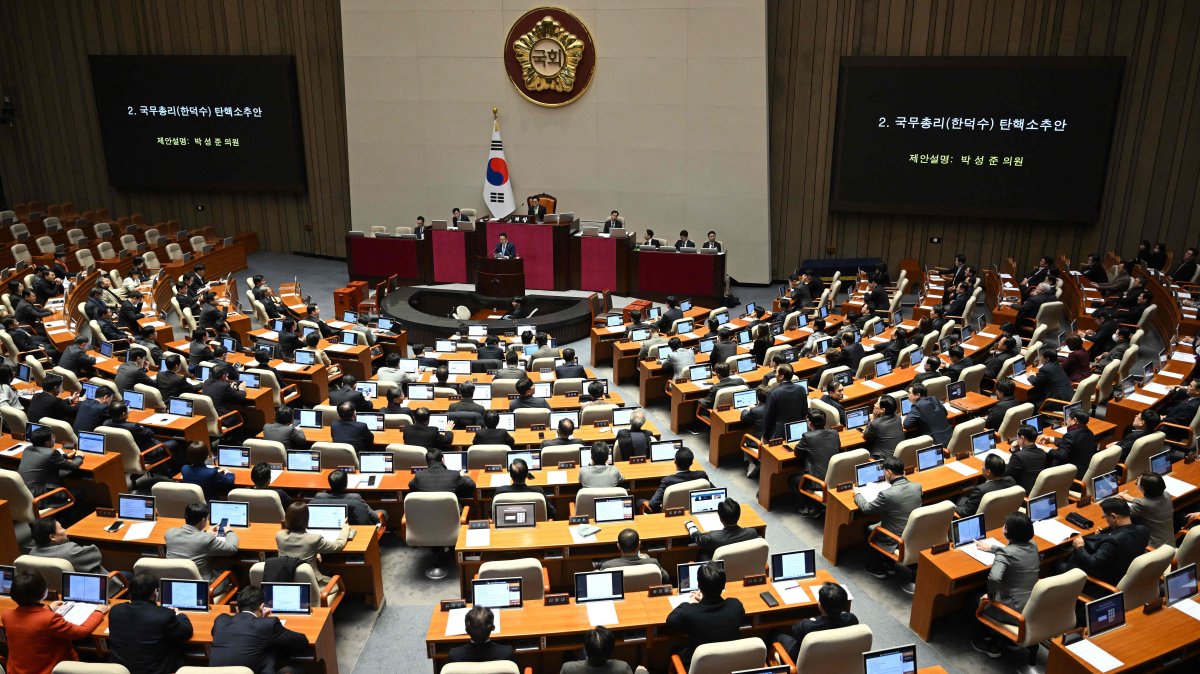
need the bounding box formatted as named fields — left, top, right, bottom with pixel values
left=0, top=468, right=75, bottom=522
left=441, top=663, right=519, bottom=674
left=1072, top=445, right=1122, bottom=499
left=467, top=444, right=510, bottom=470
left=66, top=228, right=87, bottom=246
left=672, top=637, right=766, bottom=674
left=227, top=488, right=286, bottom=523
left=798, top=449, right=870, bottom=508
left=514, top=408, right=550, bottom=428
left=1088, top=545, right=1175, bottom=607
left=247, top=369, right=299, bottom=407
left=10, top=223, right=29, bottom=240
left=711, top=385, right=749, bottom=410
left=190, top=235, right=208, bottom=254
left=133, top=557, right=237, bottom=605
left=789, top=624, right=874, bottom=674
left=572, top=487, right=628, bottom=518
left=134, top=383, right=164, bottom=409
left=248, top=561, right=343, bottom=610
left=143, top=250, right=162, bottom=271
left=816, top=366, right=850, bottom=390
left=976, top=485, right=1027, bottom=531
left=1041, top=374, right=1099, bottom=417
left=93, top=222, right=112, bottom=238
left=529, top=357, right=557, bottom=372
left=403, top=492, right=465, bottom=579
left=1175, top=526, right=1200, bottom=569
left=54, top=663, right=133, bottom=674
left=35, top=235, right=55, bottom=255
left=151, top=482, right=206, bottom=517
left=477, top=558, right=550, bottom=600
left=97, top=426, right=172, bottom=481
left=856, top=353, right=884, bottom=379
left=386, top=443, right=428, bottom=469
left=959, top=364, right=986, bottom=392
left=664, top=478, right=713, bottom=512
left=15, top=554, right=75, bottom=594
left=245, top=439, right=287, bottom=465
left=712, top=538, right=769, bottom=581
left=181, top=392, right=243, bottom=439
left=868, top=499, right=955, bottom=567
left=97, top=241, right=117, bottom=260
left=977, top=568, right=1087, bottom=668
left=946, top=418, right=986, bottom=458
left=1119, top=431, right=1166, bottom=482
left=0, top=404, right=29, bottom=436
left=1028, top=464, right=1076, bottom=508
left=177, top=668, right=255, bottom=674
left=1159, top=403, right=1200, bottom=455
left=997, top=402, right=1036, bottom=441
left=383, top=413, right=412, bottom=430
left=618, top=564, right=665, bottom=592
left=10, top=243, right=31, bottom=265
left=39, top=417, right=78, bottom=449
left=923, top=375, right=952, bottom=403
left=893, top=435, right=934, bottom=470
left=541, top=445, right=584, bottom=467
left=75, top=248, right=97, bottom=270
left=492, top=491, right=548, bottom=522
left=165, top=242, right=184, bottom=262
left=312, top=442, right=359, bottom=469
left=552, top=378, right=586, bottom=395
left=580, top=405, right=616, bottom=426
left=1117, top=344, right=1140, bottom=381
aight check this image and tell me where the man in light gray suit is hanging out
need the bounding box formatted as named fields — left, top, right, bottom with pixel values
left=262, top=405, right=307, bottom=449
left=854, top=457, right=922, bottom=584
left=861, top=396, right=904, bottom=460
left=636, top=326, right=669, bottom=360
left=660, top=337, right=695, bottom=377
left=579, top=442, right=626, bottom=489
left=971, top=512, right=1040, bottom=658
left=165, top=503, right=240, bottom=581
left=29, top=518, right=107, bottom=574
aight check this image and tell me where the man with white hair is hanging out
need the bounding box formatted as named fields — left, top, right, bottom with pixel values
left=615, top=409, right=655, bottom=460
left=1015, top=281, right=1055, bottom=324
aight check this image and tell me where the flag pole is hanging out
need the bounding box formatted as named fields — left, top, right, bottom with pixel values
left=493, top=106, right=499, bottom=132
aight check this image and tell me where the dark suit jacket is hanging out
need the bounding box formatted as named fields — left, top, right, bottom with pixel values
left=28, top=390, right=76, bottom=423
left=209, top=611, right=308, bottom=674
left=615, top=428, right=655, bottom=461
left=665, top=597, right=746, bottom=667
left=1048, top=425, right=1098, bottom=479
left=494, top=483, right=556, bottom=518
left=198, top=304, right=225, bottom=329
left=477, top=345, right=505, bottom=361
left=709, top=341, right=738, bottom=368
left=903, top=395, right=952, bottom=445
left=331, top=419, right=374, bottom=455
left=702, top=377, right=745, bottom=409
left=58, top=344, right=96, bottom=376
left=763, top=381, right=809, bottom=440
left=328, top=387, right=372, bottom=412
left=842, top=342, right=866, bottom=371
left=794, top=428, right=841, bottom=480
left=18, top=444, right=82, bottom=495
left=263, top=422, right=307, bottom=449
left=403, top=424, right=453, bottom=450
left=106, top=419, right=160, bottom=451
left=409, top=463, right=476, bottom=500
left=202, top=379, right=247, bottom=415
left=448, top=400, right=486, bottom=416
left=157, top=370, right=200, bottom=400
left=554, top=363, right=587, bottom=379
left=1116, top=429, right=1150, bottom=462
left=741, top=404, right=767, bottom=438
left=493, top=242, right=517, bottom=257
left=985, top=396, right=1022, bottom=431
left=473, top=427, right=515, bottom=448
left=73, top=398, right=112, bottom=433
left=1068, top=524, right=1151, bottom=585
left=108, top=599, right=194, bottom=674
left=863, top=286, right=888, bottom=313
left=657, top=307, right=684, bottom=333
left=115, top=362, right=155, bottom=394
left=1163, top=395, right=1200, bottom=427
left=784, top=612, right=859, bottom=660
left=448, top=640, right=516, bottom=664
left=862, top=414, right=904, bottom=460
left=1016, top=292, right=1054, bottom=323
left=188, top=340, right=214, bottom=368
left=1006, top=445, right=1046, bottom=494
left=1028, top=361, right=1073, bottom=411
left=955, top=476, right=1018, bottom=517
left=649, top=469, right=709, bottom=511
left=689, top=524, right=758, bottom=556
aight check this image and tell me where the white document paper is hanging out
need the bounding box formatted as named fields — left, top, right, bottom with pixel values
left=123, top=521, right=156, bottom=541
left=1143, top=382, right=1172, bottom=395
left=464, top=528, right=491, bottom=548
left=276, top=362, right=305, bottom=372
left=546, top=471, right=568, bottom=485
left=861, top=379, right=885, bottom=390
left=1033, top=519, right=1078, bottom=545
left=585, top=600, right=619, bottom=627
left=489, top=474, right=512, bottom=487
left=1162, top=475, right=1196, bottom=498
left=957, top=538, right=1001, bottom=566
left=771, top=582, right=810, bottom=605
left=59, top=603, right=98, bottom=626
left=1012, top=374, right=1031, bottom=386
left=270, top=469, right=283, bottom=484
left=570, top=526, right=599, bottom=544
left=324, top=344, right=354, bottom=353
left=855, top=481, right=890, bottom=502
left=1160, top=370, right=1184, bottom=379
left=667, top=594, right=690, bottom=608
left=694, top=512, right=723, bottom=532
left=606, top=326, right=625, bottom=334
left=1170, top=597, right=1200, bottom=621
left=0, top=443, right=28, bottom=457
left=316, top=529, right=343, bottom=542
left=1126, top=393, right=1159, bottom=405
left=1065, top=640, right=1123, bottom=673
left=977, top=448, right=1012, bottom=464
left=977, top=332, right=998, bottom=339
left=945, top=461, right=981, bottom=477
left=811, top=356, right=827, bottom=365
left=1171, top=352, right=1197, bottom=363
left=143, top=413, right=183, bottom=425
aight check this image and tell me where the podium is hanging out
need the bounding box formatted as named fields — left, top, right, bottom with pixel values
left=476, top=256, right=525, bottom=298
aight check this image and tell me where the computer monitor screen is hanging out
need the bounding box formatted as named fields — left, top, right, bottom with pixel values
left=1027, top=492, right=1058, bottom=523
left=77, top=431, right=106, bottom=454
left=0, top=566, right=14, bottom=596
left=688, top=364, right=711, bottom=382
left=356, top=413, right=383, bottom=432
left=678, top=560, right=724, bottom=592
left=297, top=409, right=322, bottom=429
left=472, top=577, right=523, bottom=609
left=209, top=500, right=249, bottom=528
left=605, top=314, right=623, bottom=328
left=1012, top=358, right=1026, bottom=376
left=646, top=307, right=661, bottom=320
left=613, top=407, right=636, bottom=426
left=341, top=331, right=359, bottom=346
left=650, top=440, right=679, bottom=463
left=550, top=411, right=579, bottom=429
left=408, top=384, right=433, bottom=401
left=160, top=579, right=209, bottom=611
left=506, top=450, right=541, bottom=471
left=307, top=504, right=347, bottom=529
left=118, top=493, right=156, bottom=521
left=679, top=299, right=693, bottom=311
left=735, top=357, right=756, bottom=374
left=770, top=549, right=817, bottom=582
left=470, top=383, right=492, bottom=401
left=947, top=381, right=966, bottom=400
left=494, top=502, right=537, bottom=529
left=532, top=382, right=552, bottom=398
left=496, top=413, right=516, bottom=431
left=971, top=431, right=996, bottom=455
left=62, top=572, right=106, bottom=604
left=286, top=450, right=321, bottom=472
left=263, top=582, right=312, bottom=614
left=785, top=420, right=809, bottom=443
left=846, top=406, right=870, bottom=429
left=168, top=398, right=193, bottom=417
left=1091, top=470, right=1120, bottom=501
left=217, top=446, right=250, bottom=468
left=910, top=348, right=924, bottom=366
left=442, top=451, right=465, bottom=473
left=1086, top=592, right=1126, bottom=637
left=574, top=570, right=624, bottom=604
left=81, top=382, right=100, bottom=400
left=1165, top=564, right=1198, bottom=606
left=198, top=365, right=213, bottom=381
left=579, top=447, right=613, bottom=467
left=900, top=396, right=913, bottom=415
left=446, top=360, right=471, bottom=376
left=1021, top=415, right=1041, bottom=433
left=342, top=311, right=358, bottom=323
left=355, top=381, right=378, bottom=399
left=468, top=325, right=488, bottom=338
left=359, top=452, right=393, bottom=474
left=1151, top=450, right=1172, bottom=476
left=123, top=390, right=146, bottom=410
left=916, top=446, right=944, bottom=471
left=630, top=328, right=650, bottom=342
left=689, top=488, right=726, bottom=514
left=16, top=363, right=31, bottom=382
left=222, top=337, right=240, bottom=353
left=863, top=645, right=917, bottom=674
left=815, top=338, right=831, bottom=355
left=875, top=360, right=893, bottom=378
left=593, top=496, right=635, bottom=523
left=732, top=389, right=757, bottom=410
left=234, top=372, right=261, bottom=390
left=377, top=317, right=394, bottom=332
left=855, top=460, right=885, bottom=486
left=952, top=514, right=987, bottom=547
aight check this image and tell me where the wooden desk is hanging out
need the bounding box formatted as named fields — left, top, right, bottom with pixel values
left=355, top=391, right=626, bottom=413
left=571, top=234, right=633, bottom=295
left=1045, top=601, right=1200, bottom=674
left=128, top=408, right=211, bottom=449
left=665, top=364, right=771, bottom=434
left=634, top=249, right=726, bottom=306
left=588, top=305, right=711, bottom=370
left=481, top=220, right=574, bottom=291
left=67, top=514, right=385, bottom=609
left=0, top=437, right=127, bottom=509
left=472, top=460, right=677, bottom=518
left=270, top=419, right=662, bottom=451
left=453, top=510, right=767, bottom=598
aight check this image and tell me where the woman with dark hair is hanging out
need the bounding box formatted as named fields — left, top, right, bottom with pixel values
left=1, top=571, right=108, bottom=674
left=275, top=501, right=349, bottom=584
left=0, top=364, right=20, bottom=408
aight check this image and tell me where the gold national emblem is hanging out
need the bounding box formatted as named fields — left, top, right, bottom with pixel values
left=504, top=7, right=596, bottom=108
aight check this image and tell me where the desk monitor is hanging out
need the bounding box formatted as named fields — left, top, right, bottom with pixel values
left=24, top=422, right=47, bottom=442
left=234, top=372, right=260, bottom=390
left=532, top=382, right=552, bottom=399
left=947, top=381, right=966, bottom=401
left=734, top=357, right=756, bottom=375
left=222, top=337, right=241, bottom=353
left=0, top=565, right=13, bottom=596
left=646, top=307, right=661, bottom=320
left=855, top=460, right=886, bottom=487
left=356, top=413, right=383, bottom=432
left=689, top=487, right=726, bottom=514
left=297, top=409, right=322, bottom=429
left=834, top=371, right=854, bottom=387
left=494, top=501, right=537, bottom=529
left=507, top=449, right=542, bottom=471
left=613, top=407, right=636, bottom=426
left=359, top=452, right=394, bottom=474
left=900, top=396, right=913, bottom=415
left=434, top=339, right=455, bottom=353
left=263, top=582, right=312, bottom=615
left=376, top=317, right=395, bottom=332
left=217, top=446, right=251, bottom=468
left=1091, top=470, right=1120, bottom=501
left=785, top=420, right=809, bottom=443
left=650, top=440, right=680, bottom=463
left=580, top=447, right=613, bottom=467
left=594, top=495, right=635, bottom=523
left=397, top=358, right=419, bottom=374
left=342, top=310, right=358, bottom=323
left=62, top=572, right=107, bottom=605
left=815, top=338, right=832, bottom=355
left=496, top=412, right=516, bottom=431
left=686, top=364, right=710, bottom=384
left=1119, top=376, right=1136, bottom=398
left=77, top=431, right=106, bottom=455
left=286, top=450, right=321, bottom=472
left=583, top=379, right=610, bottom=395
left=971, top=431, right=997, bottom=455
left=118, top=493, right=156, bottom=521
left=1151, top=450, right=1172, bottom=476
left=442, top=451, right=466, bottom=473
left=515, top=325, right=536, bottom=340
left=550, top=411, right=579, bottom=429
left=630, top=328, right=650, bottom=342
left=770, top=549, right=817, bottom=582
left=574, top=570, right=624, bottom=604
left=160, top=579, right=209, bottom=612
left=472, top=383, right=493, bottom=401
left=732, top=389, right=757, bottom=410
left=874, top=360, right=893, bottom=378
left=197, top=365, right=213, bottom=381
left=468, top=324, right=488, bottom=339
left=209, top=500, right=249, bottom=528
left=675, top=319, right=694, bottom=335
left=408, top=384, right=434, bottom=400
left=909, top=348, right=924, bottom=366
left=1061, top=402, right=1082, bottom=424
left=818, top=305, right=830, bottom=318
left=845, top=406, right=870, bottom=430
left=354, top=381, right=378, bottom=399
left=863, top=645, right=917, bottom=674
left=1085, top=592, right=1126, bottom=637
left=429, top=414, right=449, bottom=431
left=678, top=560, right=724, bottom=592
left=340, top=331, right=359, bottom=346
left=916, top=445, right=945, bottom=471
left=16, top=362, right=31, bottom=383
left=743, top=302, right=757, bottom=317
left=1011, top=358, right=1026, bottom=377
left=472, top=577, right=523, bottom=609
left=100, top=341, right=115, bottom=357
left=951, top=513, right=987, bottom=547
left=736, top=330, right=752, bottom=346
left=605, top=314, right=624, bottom=328
left=168, top=397, right=193, bottom=417
left=307, top=504, right=347, bottom=530
left=1027, top=492, right=1058, bottom=523
left=874, top=320, right=886, bottom=336
left=1020, top=415, right=1042, bottom=433
left=447, top=360, right=471, bottom=376
left=679, top=299, right=693, bottom=311
left=123, top=389, right=146, bottom=411
left=81, top=381, right=100, bottom=400
left=1165, top=563, right=1198, bottom=607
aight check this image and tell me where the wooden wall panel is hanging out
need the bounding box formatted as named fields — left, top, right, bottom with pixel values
left=768, top=0, right=1200, bottom=280
left=0, top=0, right=350, bottom=258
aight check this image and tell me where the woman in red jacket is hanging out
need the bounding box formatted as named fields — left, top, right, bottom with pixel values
left=0, top=572, right=108, bottom=674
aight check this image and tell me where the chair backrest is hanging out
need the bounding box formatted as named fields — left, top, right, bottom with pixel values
left=0, top=469, right=40, bottom=522
left=1124, top=431, right=1166, bottom=481
left=713, top=384, right=750, bottom=409
left=492, top=491, right=548, bottom=522
left=1029, top=464, right=1077, bottom=508
left=386, top=443, right=428, bottom=469
left=1019, top=568, right=1088, bottom=646
left=958, top=364, right=986, bottom=392
left=133, top=557, right=204, bottom=582
left=227, top=488, right=286, bottom=523
left=145, top=228, right=161, bottom=246
left=1117, top=344, right=1140, bottom=380
left=0, top=404, right=29, bottom=437
left=478, top=558, right=547, bottom=600
left=897, top=500, right=955, bottom=565
left=513, top=408, right=550, bottom=428
left=574, top=488, right=628, bottom=518
left=1035, top=301, right=1064, bottom=331
left=663, top=478, right=712, bottom=511
left=579, top=404, right=616, bottom=426
left=541, top=445, right=584, bottom=467
left=998, top=402, right=1035, bottom=441
left=151, top=482, right=206, bottom=517
left=40, top=417, right=78, bottom=448
left=10, top=243, right=30, bottom=264
left=893, top=435, right=934, bottom=470
left=403, top=492, right=461, bottom=547
left=247, top=368, right=286, bottom=406
left=1079, top=446, right=1122, bottom=497
left=552, top=378, right=585, bottom=396
left=922, top=375, right=951, bottom=403
left=977, top=485, right=1027, bottom=531
left=1070, top=374, right=1100, bottom=409
left=529, top=357, right=557, bottom=372
left=166, top=242, right=184, bottom=261
left=826, top=449, right=871, bottom=489
left=440, top=663, right=520, bottom=674
left=53, top=663, right=133, bottom=674
left=36, top=236, right=55, bottom=255
left=143, top=250, right=161, bottom=270
left=467, top=444, right=510, bottom=470
left=180, top=393, right=224, bottom=436
left=97, top=241, right=116, bottom=259
left=120, top=234, right=138, bottom=251
left=617, top=564, right=664, bottom=592
left=1176, top=527, right=1200, bottom=569
left=711, top=538, right=769, bottom=581
left=687, top=637, right=766, bottom=674
left=816, top=365, right=850, bottom=390
left=795, top=624, right=874, bottom=674
left=15, top=554, right=73, bottom=593
left=896, top=344, right=918, bottom=369
left=67, top=228, right=87, bottom=245
left=1117, top=544, right=1175, bottom=607
left=245, top=439, right=287, bottom=465
left=946, top=418, right=986, bottom=458
left=856, top=353, right=884, bottom=379
left=312, top=442, right=359, bottom=469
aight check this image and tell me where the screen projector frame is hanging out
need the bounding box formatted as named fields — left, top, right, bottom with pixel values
left=829, top=56, right=1124, bottom=222
left=88, top=54, right=307, bottom=192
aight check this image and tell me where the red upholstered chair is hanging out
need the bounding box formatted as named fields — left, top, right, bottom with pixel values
left=527, top=193, right=557, bottom=214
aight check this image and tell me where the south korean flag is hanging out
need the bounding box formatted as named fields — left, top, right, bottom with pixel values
left=483, top=116, right=516, bottom=219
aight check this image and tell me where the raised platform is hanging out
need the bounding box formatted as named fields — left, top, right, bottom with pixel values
left=380, top=286, right=595, bottom=347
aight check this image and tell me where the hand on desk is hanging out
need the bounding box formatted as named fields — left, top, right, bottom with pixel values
left=688, top=591, right=703, bottom=604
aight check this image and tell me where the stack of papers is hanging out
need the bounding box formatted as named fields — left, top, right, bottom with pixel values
left=861, top=380, right=885, bottom=390
left=1126, top=393, right=1159, bottom=405
left=694, top=512, right=723, bottom=532
left=546, top=472, right=569, bottom=485
left=667, top=594, right=690, bottom=608
left=1143, top=382, right=1172, bottom=395
left=586, top=600, right=619, bottom=626
left=1012, top=374, right=1032, bottom=386
left=1162, top=475, right=1196, bottom=497
left=445, top=607, right=502, bottom=636
left=957, top=538, right=1001, bottom=566
left=1033, top=519, right=1078, bottom=544
left=489, top=474, right=512, bottom=487
left=945, top=462, right=981, bottom=477
left=771, top=582, right=810, bottom=605
left=465, top=529, right=491, bottom=547
left=122, top=521, right=156, bottom=541
left=1064, top=640, right=1123, bottom=672
left=276, top=362, right=306, bottom=372
left=977, top=448, right=1012, bottom=463
left=855, top=481, right=890, bottom=502
left=57, top=603, right=99, bottom=626
left=1170, top=597, right=1200, bottom=621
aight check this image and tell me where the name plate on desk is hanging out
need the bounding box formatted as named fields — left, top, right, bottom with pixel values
left=485, top=465, right=504, bottom=473
left=716, top=404, right=732, bottom=412
left=97, top=508, right=116, bottom=518
left=674, top=377, right=688, bottom=384
left=468, top=520, right=491, bottom=530
left=565, top=391, right=580, bottom=398
left=648, top=585, right=673, bottom=597
left=338, top=465, right=357, bottom=474
left=466, top=425, right=481, bottom=432
left=557, top=461, right=577, bottom=469
left=440, top=599, right=467, bottom=611
left=539, top=368, right=552, bottom=375
left=544, top=593, right=569, bottom=606
left=507, top=394, right=520, bottom=400
left=767, top=438, right=784, bottom=446
left=931, top=542, right=950, bottom=555
left=743, top=574, right=767, bottom=586
left=629, top=456, right=647, bottom=464
left=449, top=395, right=462, bottom=401
left=594, top=420, right=610, bottom=428
left=664, top=507, right=685, bottom=518
left=531, top=424, right=547, bottom=431
left=836, top=482, right=853, bottom=492
left=569, top=516, right=590, bottom=525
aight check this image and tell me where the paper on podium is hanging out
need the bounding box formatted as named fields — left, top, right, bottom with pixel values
left=771, top=582, right=810, bottom=605
left=1171, top=597, right=1200, bottom=621
left=585, top=600, right=619, bottom=627
left=1065, top=640, right=1123, bottom=672
left=1033, top=519, right=1078, bottom=544
left=546, top=471, right=569, bottom=485
left=465, top=529, right=491, bottom=548
left=1162, top=475, right=1196, bottom=498
left=694, top=512, right=723, bottom=532
left=1171, top=352, right=1197, bottom=363
left=667, top=594, right=690, bottom=608
left=123, top=521, right=156, bottom=541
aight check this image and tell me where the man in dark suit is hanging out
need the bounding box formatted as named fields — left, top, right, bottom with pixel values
left=647, top=448, right=708, bottom=512
left=330, top=402, right=374, bottom=456
left=615, top=410, right=655, bottom=461
left=701, top=230, right=722, bottom=251
left=763, top=364, right=808, bottom=440
left=1020, top=256, right=1055, bottom=296
left=134, top=326, right=164, bottom=365
left=641, top=229, right=662, bottom=248
left=448, top=606, right=516, bottom=664
left=494, top=458, right=556, bottom=518
left=278, top=318, right=304, bottom=357
left=1173, top=247, right=1198, bottom=283
left=198, top=292, right=227, bottom=331
left=554, top=348, right=587, bottom=378
left=328, top=375, right=372, bottom=412
left=1015, top=282, right=1055, bottom=323
left=116, top=348, right=156, bottom=395
left=687, top=497, right=758, bottom=558
left=862, top=396, right=904, bottom=461
left=59, top=336, right=96, bottom=377
left=202, top=365, right=248, bottom=416
left=182, top=264, right=207, bottom=292
left=31, top=266, right=63, bottom=304
left=657, top=296, right=684, bottom=334
left=664, top=562, right=745, bottom=669
left=448, top=381, right=487, bottom=417
left=955, top=454, right=1018, bottom=516
left=789, top=274, right=814, bottom=308
left=509, top=377, right=550, bottom=410
left=28, top=373, right=79, bottom=423
left=409, top=447, right=477, bottom=500
left=525, top=199, right=546, bottom=222
left=262, top=406, right=307, bottom=449
left=948, top=254, right=968, bottom=288
left=772, top=582, right=859, bottom=662
left=158, top=354, right=201, bottom=401
left=945, top=283, right=970, bottom=318
left=1116, top=409, right=1159, bottom=461
left=15, top=289, right=52, bottom=326
left=104, top=400, right=182, bottom=474
left=902, top=382, right=952, bottom=445
left=1081, top=253, right=1111, bottom=285
left=602, top=210, right=621, bottom=234
left=839, top=332, right=866, bottom=373
left=943, top=345, right=972, bottom=383
left=117, top=290, right=146, bottom=332
left=674, top=230, right=696, bottom=250
left=18, top=426, right=83, bottom=499
left=1006, top=425, right=1046, bottom=494
left=474, top=411, right=516, bottom=448
left=709, top=329, right=738, bottom=367
left=73, top=385, right=114, bottom=434
left=789, top=409, right=842, bottom=517
left=402, top=407, right=454, bottom=450
left=492, top=233, right=517, bottom=258
left=862, top=279, right=889, bottom=314
left=1055, top=498, right=1150, bottom=585
left=1028, top=348, right=1073, bottom=413
left=982, top=336, right=1020, bottom=380
left=985, top=379, right=1022, bottom=432
left=699, top=361, right=745, bottom=411
left=476, top=336, right=505, bottom=361
left=1047, top=408, right=1098, bottom=479
left=540, top=419, right=576, bottom=449
left=452, top=207, right=470, bottom=223
left=95, top=306, right=129, bottom=342
left=187, top=328, right=215, bottom=370
left=107, top=572, right=194, bottom=674
left=209, top=586, right=308, bottom=674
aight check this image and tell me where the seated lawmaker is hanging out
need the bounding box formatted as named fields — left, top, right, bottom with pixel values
left=562, top=627, right=634, bottom=674
left=674, top=230, right=696, bottom=250
left=599, top=528, right=668, bottom=582
left=1053, top=498, right=1149, bottom=585
left=665, top=562, right=745, bottom=669
left=772, top=582, right=858, bottom=662
left=647, top=447, right=708, bottom=513
left=954, top=454, right=1017, bottom=517
left=313, top=469, right=381, bottom=525
left=449, top=606, right=515, bottom=663
left=702, top=231, right=722, bottom=251
left=494, top=458, right=556, bottom=518
left=505, top=296, right=529, bottom=320
left=687, top=497, right=758, bottom=559
left=641, top=229, right=662, bottom=248
left=509, top=377, right=549, bottom=410
left=555, top=347, right=587, bottom=378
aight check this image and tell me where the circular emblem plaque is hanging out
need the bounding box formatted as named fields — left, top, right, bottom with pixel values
left=504, top=7, right=596, bottom=107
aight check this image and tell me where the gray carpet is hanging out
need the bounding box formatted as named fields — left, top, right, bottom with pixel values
left=240, top=253, right=1160, bottom=674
